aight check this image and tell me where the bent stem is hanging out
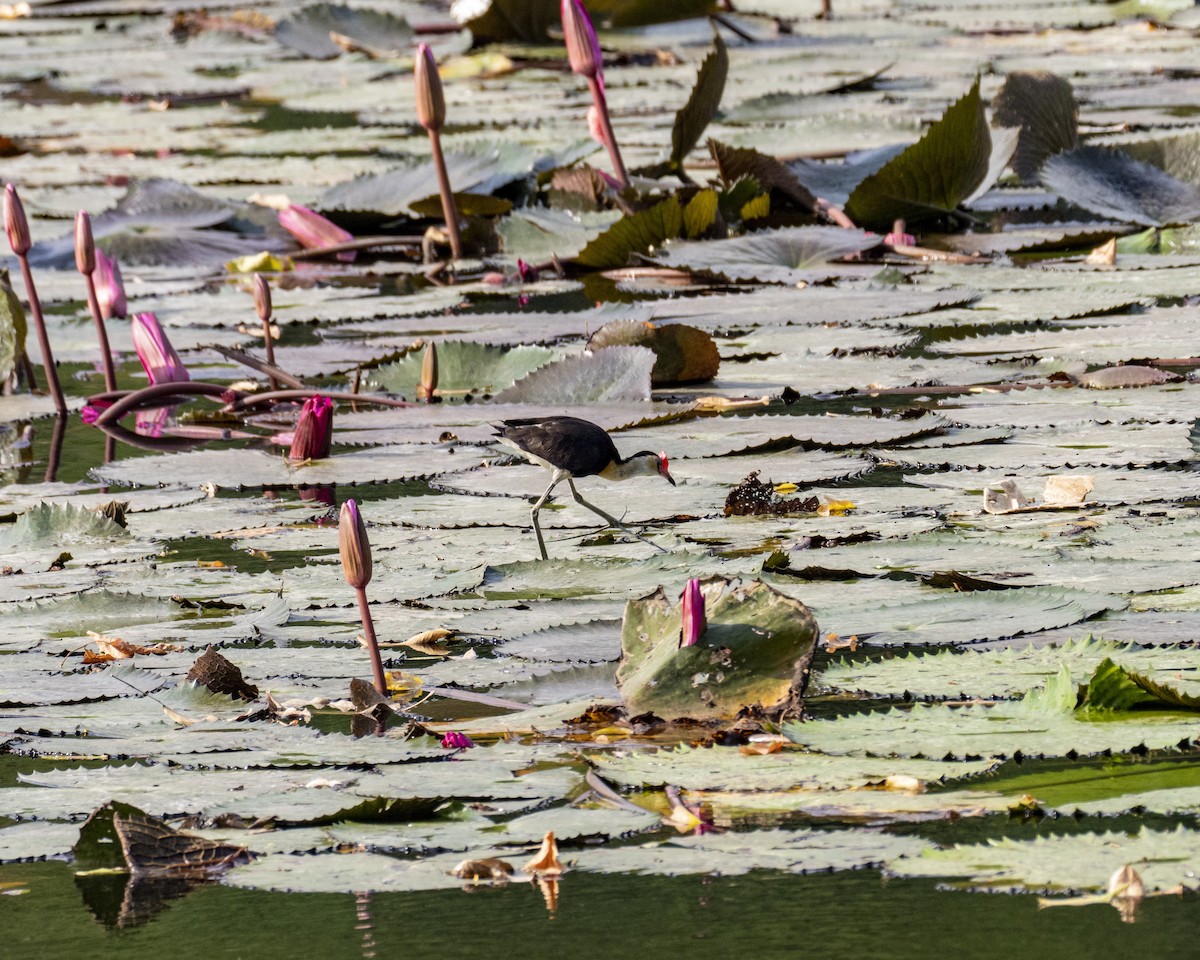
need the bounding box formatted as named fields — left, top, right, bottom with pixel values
left=427, top=128, right=463, bottom=260
left=92, top=380, right=233, bottom=425
left=356, top=584, right=388, bottom=696
left=586, top=76, right=629, bottom=189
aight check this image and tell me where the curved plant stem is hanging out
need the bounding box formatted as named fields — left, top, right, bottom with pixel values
left=226, top=389, right=416, bottom=412
left=15, top=254, right=66, bottom=416
left=587, top=76, right=629, bottom=189
left=356, top=585, right=388, bottom=697
left=92, top=381, right=233, bottom=425
left=44, top=413, right=66, bottom=482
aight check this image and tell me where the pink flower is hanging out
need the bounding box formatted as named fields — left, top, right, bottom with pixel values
left=441, top=731, right=475, bottom=750
left=130, top=312, right=188, bottom=384
left=561, top=0, right=602, bottom=80
left=94, top=249, right=127, bottom=319
left=289, top=395, right=334, bottom=461
left=278, top=204, right=355, bottom=262
left=80, top=404, right=101, bottom=425
left=680, top=578, right=706, bottom=648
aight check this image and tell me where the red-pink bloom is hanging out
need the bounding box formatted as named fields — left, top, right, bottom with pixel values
left=278, top=204, right=355, bottom=262
left=94, top=249, right=127, bottom=319
left=289, top=395, right=334, bottom=461
left=81, top=404, right=101, bottom=425
left=441, top=731, right=475, bottom=750
left=680, top=578, right=706, bottom=647
left=130, top=312, right=188, bottom=384
left=516, top=259, right=538, bottom=283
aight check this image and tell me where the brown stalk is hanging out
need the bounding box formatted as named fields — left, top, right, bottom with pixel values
left=252, top=274, right=279, bottom=390
left=587, top=76, right=629, bottom=189
left=356, top=585, right=388, bottom=697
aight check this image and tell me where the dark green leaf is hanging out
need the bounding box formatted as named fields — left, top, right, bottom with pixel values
left=845, top=78, right=992, bottom=231
left=991, top=71, right=1078, bottom=183
left=670, top=27, right=728, bottom=167
left=710, top=139, right=817, bottom=211
left=574, top=195, right=683, bottom=269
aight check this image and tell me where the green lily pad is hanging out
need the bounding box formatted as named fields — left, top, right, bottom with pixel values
left=616, top=577, right=818, bottom=720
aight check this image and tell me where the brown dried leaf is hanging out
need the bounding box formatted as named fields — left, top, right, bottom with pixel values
left=725, top=471, right=820, bottom=517
left=185, top=646, right=259, bottom=701
left=523, top=831, right=563, bottom=877
left=113, top=811, right=252, bottom=879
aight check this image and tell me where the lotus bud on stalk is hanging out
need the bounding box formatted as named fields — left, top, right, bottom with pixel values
left=289, top=395, right=334, bottom=461
left=414, top=42, right=463, bottom=260
left=131, top=312, right=189, bottom=385
left=5, top=185, right=66, bottom=416
left=416, top=340, right=438, bottom=402
left=562, top=0, right=629, bottom=189
left=94, top=249, right=127, bottom=319
left=278, top=204, right=356, bottom=262
left=253, top=273, right=279, bottom=389
left=339, top=499, right=388, bottom=696
left=680, top=577, right=706, bottom=647
left=74, top=211, right=118, bottom=392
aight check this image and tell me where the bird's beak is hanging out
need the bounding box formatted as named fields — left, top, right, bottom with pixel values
left=665, top=471, right=676, bottom=486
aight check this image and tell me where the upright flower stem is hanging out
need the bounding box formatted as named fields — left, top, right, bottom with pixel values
left=75, top=212, right=117, bottom=393
left=415, top=43, right=462, bottom=261
left=5, top=185, right=66, bottom=416
left=355, top=585, right=387, bottom=696
left=253, top=274, right=279, bottom=390
left=586, top=76, right=629, bottom=189
left=426, top=130, right=463, bottom=260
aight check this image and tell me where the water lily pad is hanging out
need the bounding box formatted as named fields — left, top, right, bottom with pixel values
left=616, top=577, right=818, bottom=720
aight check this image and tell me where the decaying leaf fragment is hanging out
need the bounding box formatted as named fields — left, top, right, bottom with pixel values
left=1072, top=365, right=1182, bottom=390
left=185, top=646, right=259, bottom=701
left=451, top=857, right=514, bottom=882
left=982, top=475, right=1094, bottom=514
left=83, top=632, right=183, bottom=663
left=725, top=471, right=819, bottom=517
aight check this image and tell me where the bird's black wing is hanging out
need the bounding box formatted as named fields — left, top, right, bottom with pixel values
left=494, top=417, right=618, bottom=477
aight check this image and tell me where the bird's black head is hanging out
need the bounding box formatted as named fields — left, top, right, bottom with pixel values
left=628, top=450, right=675, bottom=485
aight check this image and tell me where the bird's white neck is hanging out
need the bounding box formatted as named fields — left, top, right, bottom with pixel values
left=599, top=456, right=658, bottom=482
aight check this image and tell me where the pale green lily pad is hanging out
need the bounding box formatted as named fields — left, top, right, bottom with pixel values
left=657, top=227, right=880, bottom=285
left=88, top=445, right=494, bottom=489
left=818, top=637, right=1200, bottom=701
left=366, top=342, right=558, bottom=395
left=493, top=346, right=654, bottom=404
left=617, top=577, right=818, bottom=720
left=886, top=826, right=1200, bottom=893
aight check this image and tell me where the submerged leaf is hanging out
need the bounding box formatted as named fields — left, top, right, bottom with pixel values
left=586, top=320, right=719, bottom=386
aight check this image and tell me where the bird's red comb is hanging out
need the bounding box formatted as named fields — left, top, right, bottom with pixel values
left=659, top=451, right=669, bottom=471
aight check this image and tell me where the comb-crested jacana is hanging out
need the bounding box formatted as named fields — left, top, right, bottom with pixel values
left=493, top=416, right=675, bottom=559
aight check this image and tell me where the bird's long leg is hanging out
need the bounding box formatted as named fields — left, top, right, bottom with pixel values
left=529, top=470, right=567, bottom=560
left=567, top=479, right=667, bottom=553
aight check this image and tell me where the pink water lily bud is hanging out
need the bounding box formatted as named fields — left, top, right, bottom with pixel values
left=561, top=0, right=602, bottom=79
left=414, top=43, right=445, bottom=132
left=289, top=395, right=334, bottom=461
left=94, top=249, right=127, bottom=319
left=516, top=259, right=538, bottom=283
left=4, top=184, right=30, bottom=255
left=417, top=341, right=438, bottom=402
left=278, top=204, right=356, bottom=262
left=80, top=404, right=101, bottom=425
left=74, top=210, right=96, bottom=275
left=441, top=731, right=475, bottom=749
left=130, top=312, right=189, bottom=384
left=884, top=219, right=915, bottom=247
left=338, top=498, right=373, bottom=590
left=680, top=578, right=706, bottom=647
left=253, top=273, right=272, bottom=322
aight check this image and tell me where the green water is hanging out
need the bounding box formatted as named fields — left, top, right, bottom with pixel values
left=3, top=861, right=1196, bottom=960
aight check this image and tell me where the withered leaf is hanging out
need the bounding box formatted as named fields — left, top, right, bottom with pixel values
left=186, top=646, right=259, bottom=701
left=113, top=812, right=252, bottom=879
left=725, top=471, right=820, bottom=517
left=451, top=857, right=514, bottom=881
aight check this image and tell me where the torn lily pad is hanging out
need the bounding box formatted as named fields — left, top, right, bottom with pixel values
left=616, top=577, right=818, bottom=721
